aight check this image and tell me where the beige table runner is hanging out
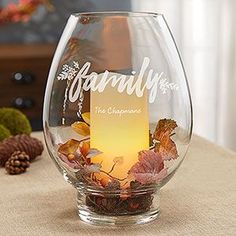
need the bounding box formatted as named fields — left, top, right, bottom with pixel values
left=0, top=132, right=236, bottom=236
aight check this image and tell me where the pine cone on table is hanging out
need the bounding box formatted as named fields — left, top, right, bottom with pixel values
left=5, top=151, right=30, bottom=175
left=0, top=134, right=43, bottom=166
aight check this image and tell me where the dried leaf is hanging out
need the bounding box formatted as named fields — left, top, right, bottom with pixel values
left=58, top=154, right=78, bottom=168
left=153, top=119, right=178, bottom=160
left=58, top=139, right=80, bottom=156
left=128, top=150, right=167, bottom=184
left=85, top=163, right=102, bottom=173
left=153, top=119, right=177, bottom=141
left=74, top=141, right=102, bottom=166
left=58, top=140, right=102, bottom=175
left=82, top=112, right=90, bottom=125
left=71, top=121, right=90, bottom=136
left=79, top=141, right=90, bottom=157
left=155, top=138, right=178, bottom=161
left=58, top=153, right=84, bottom=174
left=87, top=148, right=103, bottom=159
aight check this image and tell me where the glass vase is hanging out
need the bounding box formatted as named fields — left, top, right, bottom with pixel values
left=43, top=12, right=193, bottom=226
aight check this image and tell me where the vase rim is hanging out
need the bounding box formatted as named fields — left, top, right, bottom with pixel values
left=72, top=11, right=163, bottom=18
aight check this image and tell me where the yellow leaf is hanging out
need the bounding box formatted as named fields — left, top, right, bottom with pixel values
left=58, top=139, right=80, bottom=156
left=71, top=122, right=90, bottom=136
left=80, top=141, right=90, bottom=157
left=82, top=112, right=90, bottom=125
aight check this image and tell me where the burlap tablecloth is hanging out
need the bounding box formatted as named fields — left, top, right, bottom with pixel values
left=0, top=132, right=236, bottom=236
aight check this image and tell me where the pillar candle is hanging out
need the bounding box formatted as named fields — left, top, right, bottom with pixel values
left=90, top=73, right=149, bottom=179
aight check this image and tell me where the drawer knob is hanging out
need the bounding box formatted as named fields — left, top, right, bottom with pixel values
left=12, top=97, right=35, bottom=109
left=12, top=72, right=35, bottom=84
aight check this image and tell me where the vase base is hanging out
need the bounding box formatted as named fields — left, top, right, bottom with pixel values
left=76, top=188, right=160, bottom=226
left=78, top=208, right=160, bottom=226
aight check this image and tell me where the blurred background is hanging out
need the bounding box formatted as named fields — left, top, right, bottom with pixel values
left=0, top=0, right=235, bottom=151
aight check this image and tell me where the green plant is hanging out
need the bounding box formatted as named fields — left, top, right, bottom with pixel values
left=0, top=108, right=31, bottom=135
left=0, top=124, right=11, bottom=142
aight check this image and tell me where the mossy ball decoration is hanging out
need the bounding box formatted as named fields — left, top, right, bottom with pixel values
left=0, top=124, right=11, bottom=141
left=0, top=108, right=32, bottom=135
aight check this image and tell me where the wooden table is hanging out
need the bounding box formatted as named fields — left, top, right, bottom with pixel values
left=0, top=132, right=236, bottom=235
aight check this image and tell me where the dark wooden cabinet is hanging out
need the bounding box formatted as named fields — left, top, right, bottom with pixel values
left=0, top=44, right=56, bottom=130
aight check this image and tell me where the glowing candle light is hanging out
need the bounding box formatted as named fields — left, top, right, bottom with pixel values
left=90, top=73, right=149, bottom=179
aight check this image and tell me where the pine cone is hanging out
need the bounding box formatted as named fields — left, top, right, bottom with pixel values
left=5, top=151, right=30, bottom=175
left=0, top=134, right=43, bottom=166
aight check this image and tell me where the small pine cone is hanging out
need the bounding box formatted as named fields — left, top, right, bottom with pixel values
left=0, top=137, right=19, bottom=166
left=0, top=134, right=43, bottom=166
left=5, top=151, right=30, bottom=175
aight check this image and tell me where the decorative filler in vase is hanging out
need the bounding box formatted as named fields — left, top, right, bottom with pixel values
left=43, top=12, right=193, bottom=226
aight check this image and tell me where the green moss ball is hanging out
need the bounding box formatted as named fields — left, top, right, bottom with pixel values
left=0, top=108, right=32, bottom=135
left=0, top=124, right=11, bottom=141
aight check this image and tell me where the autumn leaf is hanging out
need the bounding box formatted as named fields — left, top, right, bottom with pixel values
left=76, top=141, right=102, bottom=159
left=128, top=150, right=167, bottom=185
left=82, top=112, right=90, bottom=125
left=79, top=141, right=90, bottom=157
left=153, top=119, right=178, bottom=160
left=71, top=112, right=90, bottom=136
left=58, top=139, right=102, bottom=174
left=71, top=121, right=90, bottom=136
left=85, top=163, right=102, bottom=173
left=59, top=154, right=102, bottom=174
left=58, top=139, right=82, bottom=171
left=153, top=119, right=177, bottom=140
left=58, top=139, right=80, bottom=156
left=86, top=149, right=103, bottom=159
left=58, top=153, right=82, bottom=172
left=75, top=163, right=102, bottom=182
left=155, top=139, right=178, bottom=161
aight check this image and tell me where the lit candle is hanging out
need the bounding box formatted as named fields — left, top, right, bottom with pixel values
left=90, top=73, right=149, bottom=179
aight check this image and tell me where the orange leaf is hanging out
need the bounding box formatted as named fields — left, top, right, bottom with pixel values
left=153, top=119, right=178, bottom=160
left=155, top=137, right=178, bottom=160
left=82, top=112, right=90, bottom=125
left=153, top=119, right=177, bottom=141
left=71, top=121, right=90, bottom=136
left=80, top=141, right=90, bottom=157
left=58, top=139, right=80, bottom=156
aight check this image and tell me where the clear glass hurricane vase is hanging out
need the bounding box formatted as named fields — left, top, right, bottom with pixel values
left=43, top=12, right=193, bottom=226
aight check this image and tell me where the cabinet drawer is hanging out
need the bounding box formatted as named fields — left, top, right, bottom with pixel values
left=0, top=44, right=56, bottom=130
left=0, top=58, right=52, bottom=118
